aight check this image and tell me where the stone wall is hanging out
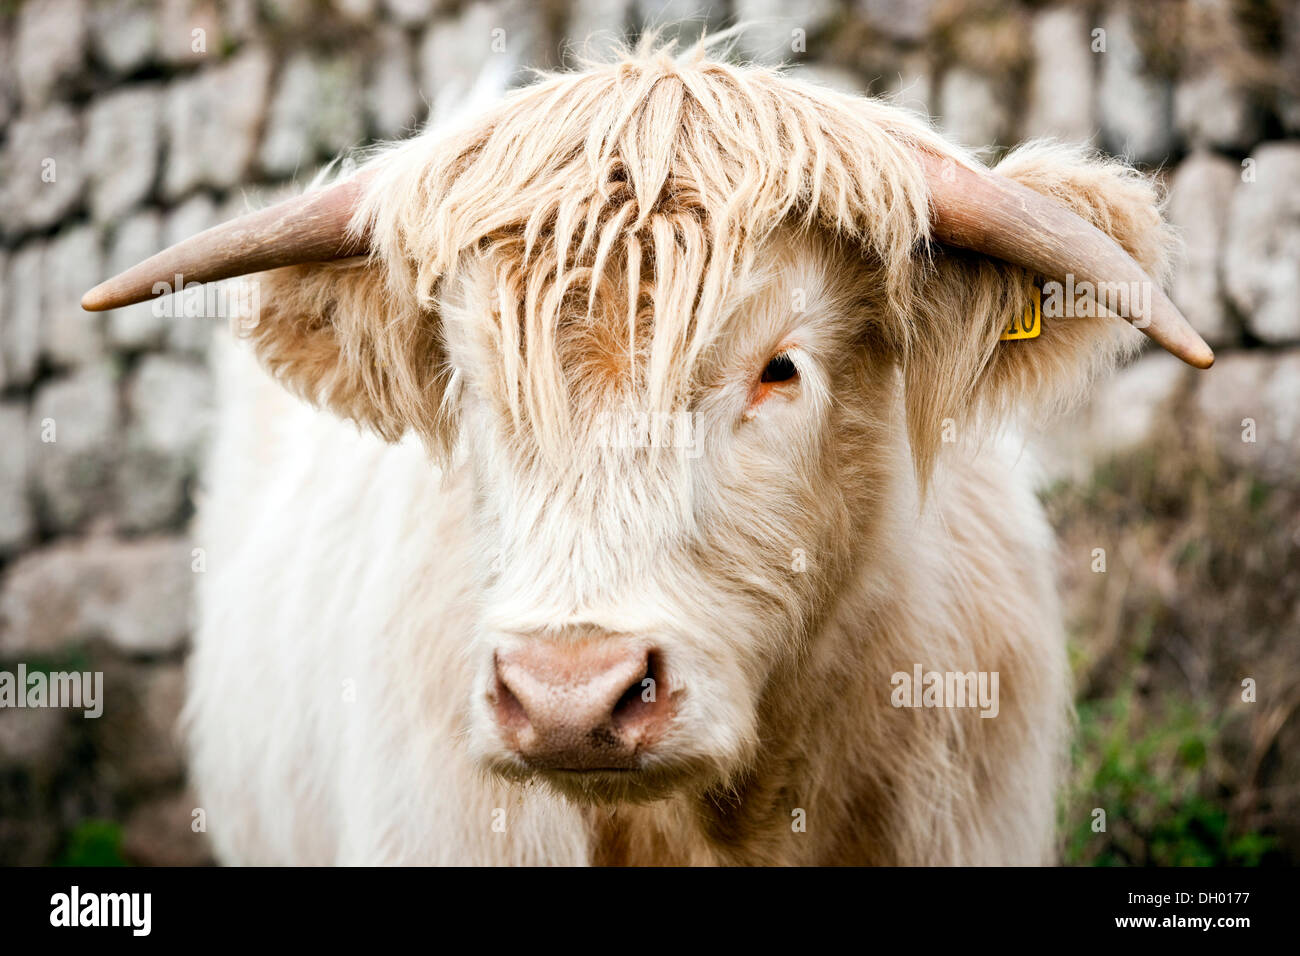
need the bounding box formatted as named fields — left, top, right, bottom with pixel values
left=0, top=0, right=1297, bottom=864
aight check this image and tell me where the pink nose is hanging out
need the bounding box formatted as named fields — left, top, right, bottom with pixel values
left=492, top=640, right=671, bottom=769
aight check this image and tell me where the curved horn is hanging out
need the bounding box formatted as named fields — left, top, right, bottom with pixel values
left=80, top=172, right=373, bottom=312
left=917, top=150, right=1213, bottom=370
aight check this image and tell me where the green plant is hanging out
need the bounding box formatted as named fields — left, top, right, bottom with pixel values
left=57, top=820, right=128, bottom=867
left=1062, top=689, right=1274, bottom=866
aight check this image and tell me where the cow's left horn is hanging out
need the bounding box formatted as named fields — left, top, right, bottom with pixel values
left=917, top=150, right=1213, bottom=370
left=81, top=172, right=373, bottom=312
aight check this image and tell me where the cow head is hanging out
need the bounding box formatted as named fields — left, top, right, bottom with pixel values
left=84, top=47, right=1209, bottom=804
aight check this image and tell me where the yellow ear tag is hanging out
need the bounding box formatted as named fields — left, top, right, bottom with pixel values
left=1001, top=285, right=1042, bottom=340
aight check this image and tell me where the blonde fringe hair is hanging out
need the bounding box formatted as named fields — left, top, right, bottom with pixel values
left=251, top=34, right=1174, bottom=482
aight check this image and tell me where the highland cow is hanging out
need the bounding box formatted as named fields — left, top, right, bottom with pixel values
left=83, top=40, right=1213, bottom=865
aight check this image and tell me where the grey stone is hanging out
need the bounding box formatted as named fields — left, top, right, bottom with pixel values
left=259, top=55, right=326, bottom=178
left=856, top=0, right=934, bottom=44
left=165, top=192, right=219, bottom=243
left=384, top=0, right=435, bottom=25
left=1193, top=350, right=1300, bottom=482
left=1174, top=71, right=1260, bottom=153
left=0, top=252, right=8, bottom=390
left=1035, top=351, right=1189, bottom=484
left=126, top=356, right=211, bottom=456
left=105, top=211, right=167, bottom=350
left=882, top=54, right=932, bottom=116
left=15, top=0, right=87, bottom=107
left=119, top=355, right=212, bottom=531
left=1, top=244, right=44, bottom=387
left=0, top=535, right=192, bottom=656
left=789, top=63, right=865, bottom=97
left=418, top=1, right=545, bottom=119
left=419, top=1, right=499, bottom=102
left=938, top=68, right=1009, bottom=150
left=221, top=0, right=259, bottom=42
left=85, top=84, right=162, bottom=224
left=1097, top=8, right=1174, bottom=164
left=1167, top=152, right=1240, bottom=347
left=163, top=47, right=272, bottom=199
left=158, top=0, right=222, bottom=67
left=43, top=226, right=104, bottom=368
left=1223, top=144, right=1300, bottom=344
left=0, top=404, right=33, bottom=557
left=260, top=53, right=365, bottom=179
left=90, top=0, right=159, bottom=76
left=314, top=56, right=369, bottom=158
left=216, top=179, right=303, bottom=224
left=633, top=0, right=724, bottom=45
left=367, top=26, right=422, bottom=139
left=1091, top=352, right=1189, bottom=456
left=1, top=105, right=85, bottom=237
left=0, top=24, right=14, bottom=130
left=1023, top=6, right=1096, bottom=143
left=567, top=0, right=630, bottom=62
left=27, top=366, right=120, bottom=534
left=732, top=0, right=838, bottom=65
left=0, top=251, right=6, bottom=388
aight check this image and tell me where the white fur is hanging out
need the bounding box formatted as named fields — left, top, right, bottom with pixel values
left=183, top=45, right=1178, bottom=866
left=186, top=244, right=1068, bottom=865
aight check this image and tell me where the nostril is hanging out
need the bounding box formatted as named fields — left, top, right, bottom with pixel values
left=492, top=662, right=530, bottom=731
left=611, top=650, right=663, bottom=732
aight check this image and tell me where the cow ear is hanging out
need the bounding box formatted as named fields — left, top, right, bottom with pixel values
left=242, top=258, right=459, bottom=455
left=897, top=142, right=1179, bottom=482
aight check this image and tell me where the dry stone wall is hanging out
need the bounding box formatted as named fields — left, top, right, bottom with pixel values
left=0, top=0, right=1296, bottom=864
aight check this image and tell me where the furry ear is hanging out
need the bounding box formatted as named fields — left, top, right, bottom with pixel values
left=243, top=259, right=459, bottom=456
left=895, top=141, right=1178, bottom=482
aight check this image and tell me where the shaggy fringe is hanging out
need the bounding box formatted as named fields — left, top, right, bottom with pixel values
left=249, top=38, right=1177, bottom=487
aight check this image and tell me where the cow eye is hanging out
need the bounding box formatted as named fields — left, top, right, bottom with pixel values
left=760, top=353, right=798, bottom=384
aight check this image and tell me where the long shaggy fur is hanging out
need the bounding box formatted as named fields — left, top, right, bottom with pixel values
left=186, top=38, right=1178, bottom=865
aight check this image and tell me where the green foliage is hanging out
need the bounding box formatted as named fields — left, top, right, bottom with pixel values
left=1046, top=410, right=1299, bottom=867
left=57, top=820, right=128, bottom=867
left=1063, top=689, right=1274, bottom=867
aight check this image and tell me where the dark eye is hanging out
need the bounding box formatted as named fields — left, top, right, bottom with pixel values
left=760, top=353, right=798, bottom=384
